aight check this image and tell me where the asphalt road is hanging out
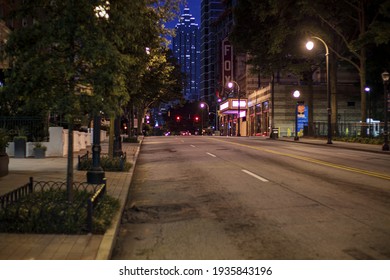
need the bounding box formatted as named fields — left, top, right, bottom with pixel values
left=112, top=136, right=390, bottom=260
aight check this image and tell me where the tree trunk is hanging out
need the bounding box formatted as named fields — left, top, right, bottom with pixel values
left=109, top=114, right=115, bottom=158
left=128, top=103, right=135, bottom=137
left=359, top=0, right=367, bottom=137
left=137, top=106, right=144, bottom=135
left=307, top=78, right=314, bottom=136
left=360, top=47, right=367, bottom=137
left=66, top=120, right=74, bottom=203
left=330, top=51, right=338, bottom=136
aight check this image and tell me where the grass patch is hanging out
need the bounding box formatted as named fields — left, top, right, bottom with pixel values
left=0, top=189, right=119, bottom=234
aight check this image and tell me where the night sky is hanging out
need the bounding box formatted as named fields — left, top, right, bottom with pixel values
left=186, top=0, right=201, bottom=24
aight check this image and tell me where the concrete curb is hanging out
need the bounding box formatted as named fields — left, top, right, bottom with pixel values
left=95, top=138, right=143, bottom=260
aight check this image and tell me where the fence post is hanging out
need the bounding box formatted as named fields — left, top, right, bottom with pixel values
left=87, top=199, right=93, bottom=233
left=102, top=178, right=107, bottom=195
left=29, top=177, right=33, bottom=193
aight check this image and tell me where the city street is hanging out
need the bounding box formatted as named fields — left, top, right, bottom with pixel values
left=112, top=136, right=390, bottom=260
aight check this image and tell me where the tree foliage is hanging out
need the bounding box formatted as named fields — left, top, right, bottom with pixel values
left=230, top=0, right=390, bottom=125
left=230, top=0, right=312, bottom=77
left=0, top=0, right=183, bottom=199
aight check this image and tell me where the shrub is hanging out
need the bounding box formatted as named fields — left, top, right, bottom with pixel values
left=333, top=136, right=383, bottom=145
left=122, top=137, right=139, bottom=143
left=79, top=155, right=131, bottom=171
left=0, top=189, right=119, bottom=234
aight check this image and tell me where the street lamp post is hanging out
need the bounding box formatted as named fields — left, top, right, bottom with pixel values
left=228, top=81, right=241, bottom=136
left=306, top=37, right=332, bottom=144
left=87, top=115, right=105, bottom=184
left=382, top=71, right=389, bottom=151
left=200, top=102, right=209, bottom=135
left=365, top=87, right=371, bottom=137
left=293, top=90, right=301, bottom=141
left=87, top=2, right=110, bottom=184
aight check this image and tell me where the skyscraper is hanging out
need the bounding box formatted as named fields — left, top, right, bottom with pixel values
left=200, top=0, right=224, bottom=105
left=172, top=6, right=200, bottom=101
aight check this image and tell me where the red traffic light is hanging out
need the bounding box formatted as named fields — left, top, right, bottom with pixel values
left=194, top=116, right=199, bottom=122
left=176, top=116, right=181, bottom=122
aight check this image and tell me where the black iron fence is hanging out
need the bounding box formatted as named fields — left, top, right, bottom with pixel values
left=78, top=151, right=89, bottom=170
left=77, top=151, right=127, bottom=171
left=310, top=121, right=384, bottom=138
left=0, top=177, right=34, bottom=209
left=0, top=177, right=107, bottom=233
left=87, top=182, right=107, bottom=233
left=0, top=116, right=47, bottom=141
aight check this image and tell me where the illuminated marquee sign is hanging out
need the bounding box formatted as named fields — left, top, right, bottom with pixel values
left=219, top=98, right=248, bottom=115
left=220, top=101, right=229, bottom=111
left=232, top=100, right=247, bottom=108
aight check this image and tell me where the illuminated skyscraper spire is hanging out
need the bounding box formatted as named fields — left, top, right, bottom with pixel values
left=172, top=6, right=200, bottom=101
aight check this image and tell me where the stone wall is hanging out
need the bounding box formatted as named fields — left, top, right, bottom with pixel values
left=6, top=127, right=107, bottom=157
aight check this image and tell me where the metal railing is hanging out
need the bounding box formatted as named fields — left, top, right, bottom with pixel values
left=77, top=151, right=127, bottom=171
left=87, top=179, right=107, bottom=233
left=78, top=151, right=89, bottom=170
left=310, top=121, right=384, bottom=138
left=0, top=177, right=107, bottom=233
left=0, top=116, right=47, bottom=141
left=0, top=177, right=34, bottom=210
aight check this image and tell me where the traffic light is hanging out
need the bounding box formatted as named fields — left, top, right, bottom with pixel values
left=176, top=116, right=181, bottom=122
left=194, top=116, right=199, bottom=122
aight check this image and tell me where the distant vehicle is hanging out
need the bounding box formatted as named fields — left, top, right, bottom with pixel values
left=180, top=131, right=191, bottom=136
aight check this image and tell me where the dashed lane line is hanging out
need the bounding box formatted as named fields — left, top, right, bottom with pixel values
left=210, top=138, right=390, bottom=181
left=242, top=169, right=269, bottom=182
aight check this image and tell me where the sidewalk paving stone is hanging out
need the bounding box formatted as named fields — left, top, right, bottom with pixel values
left=0, top=139, right=142, bottom=260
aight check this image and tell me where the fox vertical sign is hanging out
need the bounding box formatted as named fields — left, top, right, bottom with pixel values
left=222, top=38, right=233, bottom=89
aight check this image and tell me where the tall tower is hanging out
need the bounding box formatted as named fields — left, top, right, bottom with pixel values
left=172, top=6, right=200, bottom=101
left=200, top=0, right=224, bottom=104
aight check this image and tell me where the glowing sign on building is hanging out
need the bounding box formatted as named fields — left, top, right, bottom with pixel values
left=232, top=100, right=247, bottom=108
left=219, top=98, right=248, bottom=115
left=222, top=38, right=233, bottom=88
left=220, top=101, right=229, bottom=111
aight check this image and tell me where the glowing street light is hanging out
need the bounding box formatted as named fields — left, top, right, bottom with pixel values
left=293, top=90, right=301, bottom=141
left=94, top=1, right=110, bottom=19
left=306, top=36, right=332, bottom=144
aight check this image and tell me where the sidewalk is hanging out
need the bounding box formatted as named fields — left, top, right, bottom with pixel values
left=275, top=136, right=389, bottom=154
left=0, top=138, right=142, bottom=260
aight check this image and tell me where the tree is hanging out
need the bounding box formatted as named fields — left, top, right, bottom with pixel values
left=230, top=0, right=317, bottom=134
left=231, top=0, right=390, bottom=136
left=133, top=48, right=183, bottom=134
left=298, top=0, right=390, bottom=133
left=2, top=0, right=183, bottom=199
left=2, top=0, right=140, bottom=201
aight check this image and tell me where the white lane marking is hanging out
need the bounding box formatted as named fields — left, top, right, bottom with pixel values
left=207, top=152, right=217, bottom=158
left=190, top=145, right=196, bottom=148
left=242, top=169, right=269, bottom=182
